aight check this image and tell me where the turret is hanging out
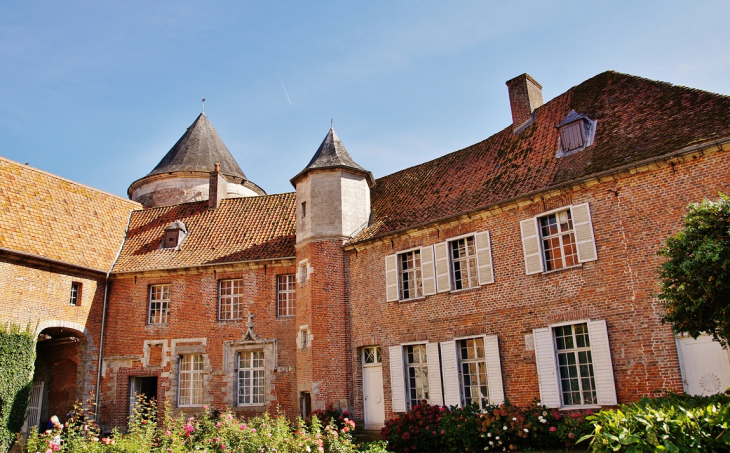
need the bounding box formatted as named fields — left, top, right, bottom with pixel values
left=290, top=128, right=374, bottom=244
left=128, top=113, right=265, bottom=207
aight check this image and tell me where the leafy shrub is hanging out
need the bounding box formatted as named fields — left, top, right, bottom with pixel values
left=307, top=404, right=357, bottom=434
left=438, top=404, right=484, bottom=453
left=380, top=401, right=444, bottom=453
left=582, top=393, right=730, bottom=452
left=0, top=323, right=36, bottom=453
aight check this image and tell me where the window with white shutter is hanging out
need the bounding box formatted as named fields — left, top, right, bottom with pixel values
left=390, top=343, right=444, bottom=411
left=521, top=204, right=597, bottom=275
left=388, top=346, right=406, bottom=412
left=386, top=246, right=438, bottom=302
left=533, top=320, right=616, bottom=408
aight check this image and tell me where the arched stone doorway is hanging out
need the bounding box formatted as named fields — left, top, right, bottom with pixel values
left=27, top=322, right=92, bottom=433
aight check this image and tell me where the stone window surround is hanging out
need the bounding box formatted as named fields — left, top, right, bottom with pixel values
left=296, top=325, right=314, bottom=349
left=222, top=338, right=277, bottom=409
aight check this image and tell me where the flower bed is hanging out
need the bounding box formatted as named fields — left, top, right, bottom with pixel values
left=24, top=397, right=387, bottom=453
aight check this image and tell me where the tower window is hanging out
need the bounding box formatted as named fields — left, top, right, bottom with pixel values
left=301, top=202, right=306, bottom=218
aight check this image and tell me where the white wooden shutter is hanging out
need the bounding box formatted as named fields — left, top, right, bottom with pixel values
left=483, top=335, right=505, bottom=405
left=23, top=381, right=44, bottom=438
left=587, top=320, right=617, bottom=405
left=388, top=346, right=406, bottom=412
left=440, top=340, right=461, bottom=407
left=421, top=246, right=437, bottom=296
left=434, top=242, right=450, bottom=293
left=520, top=218, right=544, bottom=275
left=385, top=254, right=398, bottom=302
left=570, top=203, right=598, bottom=263
left=533, top=327, right=560, bottom=408
left=475, top=231, right=495, bottom=285
left=426, top=343, right=443, bottom=406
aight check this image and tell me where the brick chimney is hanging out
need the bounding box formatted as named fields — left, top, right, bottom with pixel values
left=506, top=73, right=543, bottom=132
left=208, top=163, right=226, bottom=209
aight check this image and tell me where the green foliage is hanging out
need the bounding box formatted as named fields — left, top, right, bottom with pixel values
left=25, top=396, right=103, bottom=453
left=438, top=404, right=484, bottom=452
left=0, top=323, right=36, bottom=453
left=581, top=393, right=730, bottom=452
left=658, top=193, right=730, bottom=345
left=380, top=401, right=444, bottom=452
left=25, top=396, right=379, bottom=453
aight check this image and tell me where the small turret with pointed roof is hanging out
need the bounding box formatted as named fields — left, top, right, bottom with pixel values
left=128, top=112, right=265, bottom=208
left=292, top=127, right=374, bottom=244
left=290, top=128, right=375, bottom=188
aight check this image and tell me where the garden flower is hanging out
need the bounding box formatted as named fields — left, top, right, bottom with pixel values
left=240, top=423, right=247, bottom=430
left=523, top=428, right=529, bottom=433
left=503, top=426, right=508, bottom=430
left=550, top=426, right=557, bottom=432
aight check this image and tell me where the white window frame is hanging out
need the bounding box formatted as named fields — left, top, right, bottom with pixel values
left=148, top=284, right=170, bottom=324
left=178, top=354, right=204, bottom=407
left=388, top=342, right=443, bottom=412
left=237, top=350, right=265, bottom=406
left=219, top=279, right=243, bottom=320
left=434, top=231, right=494, bottom=293
left=448, top=235, right=479, bottom=291
left=363, top=346, right=382, bottom=367
left=533, top=319, right=616, bottom=409
left=440, top=335, right=504, bottom=409
left=520, top=203, right=597, bottom=275
left=277, top=274, right=296, bottom=317
left=298, top=260, right=310, bottom=284
left=69, top=282, right=81, bottom=306
left=538, top=209, right=580, bottom=272
left=385, top=246, right=436, bottom=302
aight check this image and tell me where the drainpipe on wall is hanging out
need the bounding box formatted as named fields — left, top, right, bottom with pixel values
left=95, top=211, right=133, bottom=421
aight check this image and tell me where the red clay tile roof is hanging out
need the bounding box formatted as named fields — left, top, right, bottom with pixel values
left=349, top=71, right=730, bottom=244
left=0, top=156, right=140, bottom=272
left=113, top=193, right=296, bottom=273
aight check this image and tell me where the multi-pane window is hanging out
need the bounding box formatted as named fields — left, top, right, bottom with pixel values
left=450, top=237, right=478, bottom=290
left=178, top=354, right=204, bottom=406
left=405, top=345, right=430, bottom=410
left=219, top=279, right=243, bottom=320
left=238, top=351, right=265, bottom=405
left=539, top=210, right=578, bottom=271
left=554, top=323, right=597, bottom=406
left=458, top=337, right=489, bottom=409
left=363, top=346, right=382, bottom=365
left=148, top=284, right=170, bottom=324
left=399, top=251, right=423, bottom=300
left=69, top=282, right=81, bottom=306
left=277, top=275, right=296, bottom=317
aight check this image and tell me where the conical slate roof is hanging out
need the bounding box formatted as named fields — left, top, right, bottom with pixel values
left=148, top=113, right=247, bottom=179
left=290, top=128, right=374, bottom=187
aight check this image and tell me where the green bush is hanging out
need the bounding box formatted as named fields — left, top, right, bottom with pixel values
left=582, top=393, right=730, bottom=452
left=438, top=404, right=484, bottom=452
left=0, top=323, right=36, bottom=453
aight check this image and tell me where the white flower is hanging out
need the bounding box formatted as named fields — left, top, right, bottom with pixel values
left=512, top=417, right=517, bottom=421
left=503, top=426, right=508, bottom=430
left=489, top=441, right=494, bottom=445
left=495, top=436, right=499, bottom=440
left=536, top=402, right=542, bottom=407
left=540, top=419, right=547, bottom=424
left=306, top=447, right=311, bottom=453
left=499, top=441, right=503, bottom=445
left=487, top=433, right=492, bottom=437
left=523, top=428, right=529, bottom=433
left=542, top=411, right=547, bottom=416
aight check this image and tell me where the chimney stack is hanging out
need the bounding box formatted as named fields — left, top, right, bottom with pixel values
left=506, top=73, right=543, bottom=132
left=208, top=163, right=226, bottom=209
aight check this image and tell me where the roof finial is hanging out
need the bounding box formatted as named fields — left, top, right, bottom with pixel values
left=201, top=98, right=206, bottom=113
left=331, top=118, right=333, bottom=129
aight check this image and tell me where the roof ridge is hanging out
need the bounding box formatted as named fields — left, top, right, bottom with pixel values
left=131, top=191, right=297, bottom=213
left=0, top=155, right=141, bottom=206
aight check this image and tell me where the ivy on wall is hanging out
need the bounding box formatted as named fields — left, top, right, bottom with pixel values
left=0, top=324, right=36, bottom=453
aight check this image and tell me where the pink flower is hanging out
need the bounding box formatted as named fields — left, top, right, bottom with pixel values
left=203, top=405, right=208, bottom=410
left=240, top=423, right=247, bottom=430
left=251, top=428, right=257, bottom=433
left=550, top=426, right=557, bottom=432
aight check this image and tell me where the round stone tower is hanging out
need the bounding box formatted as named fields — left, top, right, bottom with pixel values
left=128, top=112, right=265, bottom=208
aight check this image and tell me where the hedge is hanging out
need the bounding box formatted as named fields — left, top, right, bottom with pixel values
left=0, top=324, right=36, bottom=453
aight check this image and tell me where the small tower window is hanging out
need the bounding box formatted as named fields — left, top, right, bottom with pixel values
left=556, top=110, right=597, bottom=157
left=163, top=220, right=188, bottom=249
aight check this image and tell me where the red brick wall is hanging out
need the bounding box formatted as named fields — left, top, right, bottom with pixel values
left=100, top=262, right=298, bottom=428
left=295, top=240, right=352, bottom=414
left=347, top=148, right=730, bottom=421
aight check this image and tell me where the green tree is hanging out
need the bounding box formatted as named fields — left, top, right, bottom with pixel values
left=658, top=194, right=730, bottom=346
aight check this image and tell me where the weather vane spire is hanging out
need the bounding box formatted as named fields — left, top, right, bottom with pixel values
left=201, top=98, right=206, bottom=113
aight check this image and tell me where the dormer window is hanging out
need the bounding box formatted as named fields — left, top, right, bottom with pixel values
left=163, top=220, right=187, bottom=249
left=556, top=110, right=597, bottom=157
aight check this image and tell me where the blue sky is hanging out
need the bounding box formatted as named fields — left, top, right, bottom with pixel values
left=1, top=1, right=729, bottom=198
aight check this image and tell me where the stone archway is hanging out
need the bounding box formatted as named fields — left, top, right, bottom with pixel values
left=30, top=321, right=92, bottom=432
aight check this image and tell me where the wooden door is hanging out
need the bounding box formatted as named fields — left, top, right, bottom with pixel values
left=362, top=346, right=385, bottom=430
left=677, top=335, right=730, bottom=396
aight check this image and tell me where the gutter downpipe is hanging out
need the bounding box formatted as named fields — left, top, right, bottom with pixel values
left=95, top=211, right=134, bottom=421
